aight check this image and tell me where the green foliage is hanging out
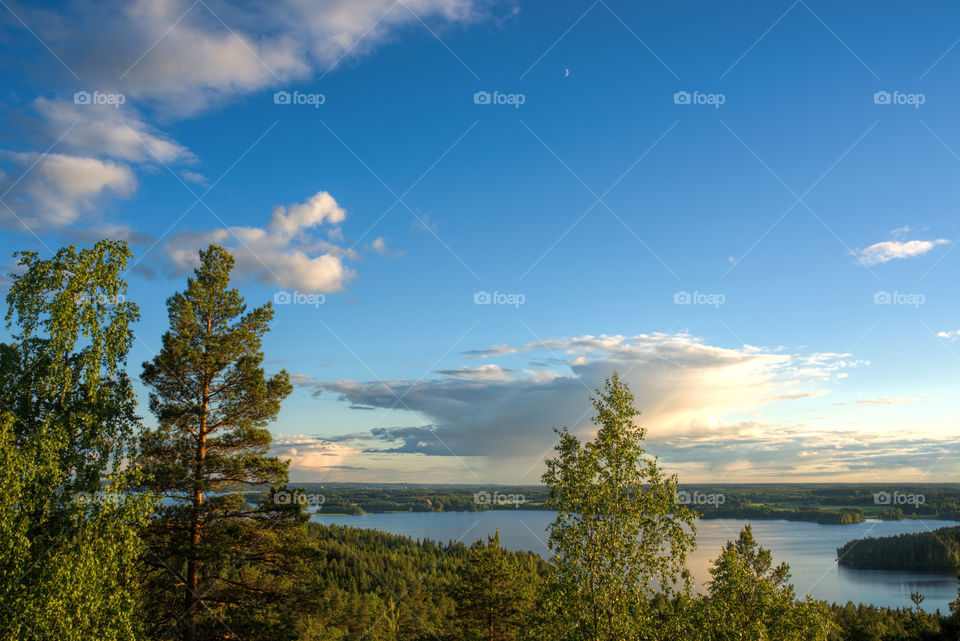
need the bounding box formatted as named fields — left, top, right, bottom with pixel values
left=138, top=244, right=302, bottom=641
left=828, top=601, right=944, bottom=641
left=294, top=523, right=548, bottom=640
left=0, top=240, right=153, bottom=641
left=540, top=373, right=696, bottom=641
left=697, top=525, right=832, bottom=641
left=453, top=531, right=538, bottom=641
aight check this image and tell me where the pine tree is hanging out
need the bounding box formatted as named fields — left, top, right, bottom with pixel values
left=700, top=525, right=831, bottom=641
left=454, top=531, right=537, bottom=641
left=138, top=244, right=302, bottom=641
left=0, top=240, right=152, bottom=640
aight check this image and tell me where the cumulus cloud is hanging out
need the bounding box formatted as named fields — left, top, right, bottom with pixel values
left=308, top=333, right=862, bottom=479
left=0, top=150, right=137, bottom=227
left=937, top=330, right=960, bottom=341
left=268, top=191, right=346, bottom=236
left=0, top=98, right=197, bottom=228
left=4, top=0, right=496, bottom=229
left=858, top=238, right=949, bottom=265
left=158, top=190, right=356, bottom=292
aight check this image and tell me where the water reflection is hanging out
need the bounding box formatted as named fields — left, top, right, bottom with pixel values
left=312, top=511, right=959, bottom=612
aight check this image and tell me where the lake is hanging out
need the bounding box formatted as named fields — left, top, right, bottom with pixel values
left=312, top=510, right=960, bottom=613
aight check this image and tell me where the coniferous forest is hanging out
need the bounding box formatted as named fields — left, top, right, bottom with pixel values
left=838, top=526, right=960, bottom=571
left=2, top=240, right=959, bottom=640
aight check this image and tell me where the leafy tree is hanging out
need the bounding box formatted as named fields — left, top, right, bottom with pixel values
left=699, top=525, right=831, bottom=641
left=0, top=240, right=152, bottom=640
left=138, top=244, right=302, bottom=641
left=540, top=373, right=696, bottom=641
left=454, top=530, right=538, bottom=641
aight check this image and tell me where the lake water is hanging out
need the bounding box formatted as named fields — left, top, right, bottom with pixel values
left=312, top=510, right=960, bottom=613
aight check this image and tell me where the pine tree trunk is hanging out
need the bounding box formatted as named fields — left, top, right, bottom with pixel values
left=184, top=372, right=210, bottom=641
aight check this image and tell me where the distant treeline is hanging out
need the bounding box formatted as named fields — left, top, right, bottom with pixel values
left=275, top=485, right=549, bottom=514
left=274, top=483, right=960, bottom=523
left=699, top=506, right=865, bottom=524
left=838, top=526, right=960, bottom=570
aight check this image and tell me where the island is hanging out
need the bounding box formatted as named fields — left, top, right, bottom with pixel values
left=838, top=525, right=960, bottom=570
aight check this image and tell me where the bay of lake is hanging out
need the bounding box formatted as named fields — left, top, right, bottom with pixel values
left=312, top=510, right=959, bottom=613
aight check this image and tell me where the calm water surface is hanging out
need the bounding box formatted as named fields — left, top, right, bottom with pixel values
left=312, top=510, right=959, bottom=613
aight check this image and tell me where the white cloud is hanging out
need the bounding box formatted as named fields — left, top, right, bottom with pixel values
left=462, top=344, right=518, bottom=359
left=33, top=98, right=193, bottom=164
left=858, top=239, right=949, bottom=265
left=0, top=98, right=196, bottom=228
left=311, top=333, right=859, bottom=478
left=649, top=421, right=960, bottom=481
left=937, top=329, right=960, bottom=341
left=46, top=0, right=493, bottom=116
left=268, top=191, right=346, bottom=236
left=0, top=151, right=136, bottom=227
left=4, top=0, right=497, bottom=229
left=269, top=434, right=367, bottom=478
left=181, top=171, right=208, bottom=184
left=435, top=364, right=513, bottom=380
left=160, top=190, right=356, bottom=292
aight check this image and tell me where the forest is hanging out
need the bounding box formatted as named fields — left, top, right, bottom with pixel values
left=2, top=239, right=959, bottom=641
left=838, top=526, right=960, bottom=571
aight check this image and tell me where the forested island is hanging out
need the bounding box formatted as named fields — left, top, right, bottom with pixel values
left=838, top=525, right=960, bottom=570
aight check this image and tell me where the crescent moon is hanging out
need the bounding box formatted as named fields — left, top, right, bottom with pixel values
left=564, top=68, right=570, bottom=77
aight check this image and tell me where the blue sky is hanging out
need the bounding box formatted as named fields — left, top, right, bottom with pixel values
left=1, top=0, right=959, bottom=483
